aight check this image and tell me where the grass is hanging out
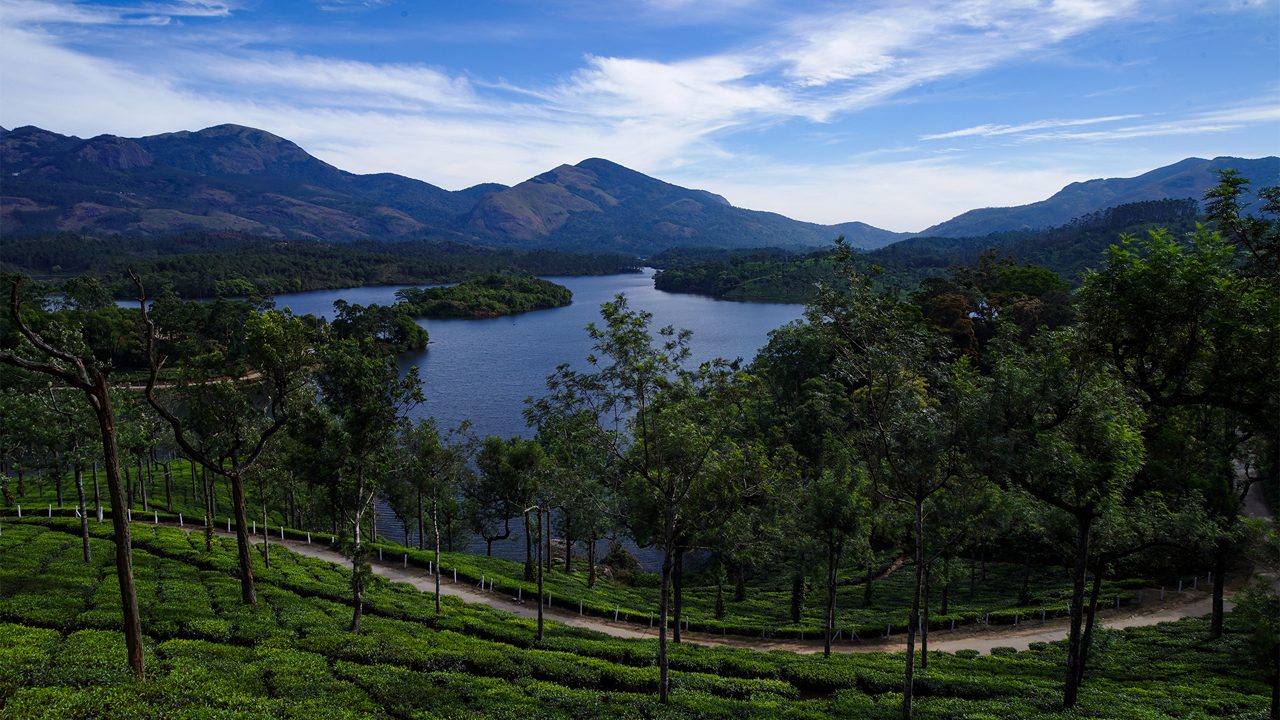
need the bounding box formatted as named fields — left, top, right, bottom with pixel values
left=0, top=518, right=1269, bottom=719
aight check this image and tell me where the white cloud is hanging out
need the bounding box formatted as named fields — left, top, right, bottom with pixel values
left=0, top=0, right=1270, bottom=230
left=921, top=114, right=1143, bottom=140
left=674, top=159, right=1094, bottom=231
left=777, top=0, right=1138, bottom=104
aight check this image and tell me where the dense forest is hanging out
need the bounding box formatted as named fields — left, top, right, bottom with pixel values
left=653, top=199, right=1203, bottom=302
left=395, top=275, right=573, bottom=319
left=0, top=173, right=1277, bottom=719
left=0, top=231, right=638, bottom=299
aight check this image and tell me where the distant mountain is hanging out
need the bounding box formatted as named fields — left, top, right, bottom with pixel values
left=0, top=124, right=907, bottom=252
left=920, top=156, right=1279, bottom=238
left=1, top=124, right=489, bottom=242
left=465, top=158, right=909, bottom=253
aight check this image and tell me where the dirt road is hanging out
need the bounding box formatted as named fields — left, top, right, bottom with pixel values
left=218, top=528, right=1220, bottom=655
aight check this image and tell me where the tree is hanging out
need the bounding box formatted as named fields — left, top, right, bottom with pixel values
left=525, top=398, right=616, bottom=583
left=138, top=287, right=313, bottom=604
left=1078, top=188, right=1280, bottom=636
left=311, top=337, right=422, bottom=632
left=0, top=277, right=146, bottom=678
left=546, top=294, right=765, bottom=702
left=983, top=330, right=1146, bottom=709
left=473, top=435, right=545, bottom=578
left=397, top=417, right=469, bottom=614
left=808, top=246, right=973, bottom=719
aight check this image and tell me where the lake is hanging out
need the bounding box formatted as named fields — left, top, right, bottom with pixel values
left=270, top=270, right=805, bottom=440
left=198, top=271, right=806, bottom=565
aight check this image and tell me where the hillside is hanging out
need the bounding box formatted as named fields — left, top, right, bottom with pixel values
left=653, top=198, right=1207, bottom=302
left=0, top=519, right=1268, bottom=718
left=920, top=156, right=1279, bottom=237
left=0, top=124, right=906, bottom=252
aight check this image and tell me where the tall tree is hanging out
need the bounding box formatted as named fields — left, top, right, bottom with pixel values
left=542, top=295, right=765, bottom=702
left=0, top=277, right=146, bottom=678
left=311, top=337, right=422, bottom=632
left=397, top=417, right=469, bottom=614
left=808, top=245, right=973, bottom=719
left=983, top=331, right=1146, bottom=709
left=138, top=287, right=313, bottom=605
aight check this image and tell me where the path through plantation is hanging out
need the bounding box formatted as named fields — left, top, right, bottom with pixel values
left=206, top=526, right=1224, bottom=655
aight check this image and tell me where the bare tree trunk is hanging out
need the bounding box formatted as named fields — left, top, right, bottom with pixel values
left=587, top=538, right=597, bottom=587
left=545, top=507, right=553, bottom=574
left=55, top=462, right=64, bottom=507
left=903, top=500, right=924, bottom=720
left=162, top=456, right=172, bottom=512
left=921, top=560, right=931, bottom=669
left=1210, top=541, right=1226, bottom=640
left=417, top=487, right=425, bottom=551
left=261, top=495, right=270, bottom=569
left=138, top=456, right=148, bottom=512
left=93, top=387, right=144, bottom=678
left=659, top=547, right=673, bottom=703
left=824, top=536, right=838, bottom=658
left=1077, top=568, right=1104, bottom=688
left=228, top=471, right=257, bottom=604
left=673, top=549, right=684, bottom=644
left=864, top=565, right=874, bottom=607
left=940, top=555, right=951, bottom=615
left=1063, top=516, right=1093, bottom=709
left=74, top=464, right=90, bottom=563
left=202, top=466, right=213, bottom=552
left=523, top=511, right=534, bottom=580
left=350, top=512, right=365, bottom=633
left=536, top=509, right=545, bottom=642
left=432, top=495, right=442, bottom=615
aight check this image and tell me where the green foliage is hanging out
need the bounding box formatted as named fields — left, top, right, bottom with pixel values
left=0, top=520, right=1271, bottom=718
left=0, top=232, right=638, bottom=299
left=395, top=273, right=572, bottom=319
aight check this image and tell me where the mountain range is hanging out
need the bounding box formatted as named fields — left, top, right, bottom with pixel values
left=1, top=123, right=1274, bottom=254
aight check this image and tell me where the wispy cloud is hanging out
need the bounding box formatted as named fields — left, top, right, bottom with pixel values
left=921, top=114, right=1143, bottom=140
left=1, top=0, right=1272, bottom=228
left=1021, top=104, right=1280, bottom=142
left=0, top=0, right=234, bottom=25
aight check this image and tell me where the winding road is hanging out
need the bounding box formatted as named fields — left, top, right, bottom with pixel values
left=215, top=527, right=1225, bottom=655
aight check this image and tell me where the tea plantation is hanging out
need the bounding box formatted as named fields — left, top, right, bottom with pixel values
left=0, top=519, right=1268, bottom=719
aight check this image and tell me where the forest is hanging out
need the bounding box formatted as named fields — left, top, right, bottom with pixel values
left=0, top=172, right=1277, bottom=719
left=652, top=198, right=1203, bottom=302
left=0, top=231, right=638, bottom=299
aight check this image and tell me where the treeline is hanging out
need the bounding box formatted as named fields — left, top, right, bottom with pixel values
left=653, top=199, right=1202, bottom=302
left=0, top=231, right=639, bottom=299
left=1, top=174, right=1277, bottom=718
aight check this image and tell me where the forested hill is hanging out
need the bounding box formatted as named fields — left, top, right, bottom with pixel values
left=0, top=232, right=639, bottom=299
left=920, top=156, right=1278, bottom=237
left=0, top=124, right=905, bottom=252
left=652, top=198, right=1204, bottom=302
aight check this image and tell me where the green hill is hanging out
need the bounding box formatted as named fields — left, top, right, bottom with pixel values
left=0, top=519, right=1269, bottom=719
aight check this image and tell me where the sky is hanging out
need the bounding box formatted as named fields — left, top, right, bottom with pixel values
left=1, top=0, right=1277, bottom=232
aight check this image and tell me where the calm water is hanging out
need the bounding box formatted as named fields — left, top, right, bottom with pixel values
left=270, top=270, right=804, bottom=440
left=209, top=272, right=805, bottom=565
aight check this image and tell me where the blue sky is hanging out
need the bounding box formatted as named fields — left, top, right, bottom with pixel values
left=1, top=0, right=1276, bottom=231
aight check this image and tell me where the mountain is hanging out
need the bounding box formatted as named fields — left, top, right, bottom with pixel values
left=1, top=124, right=491, bottom=242
left=465, top=158, right=909, bottom=253
left=0, top=124, right=907, bottom=252
left=920, top=156, right=1279, bottom=238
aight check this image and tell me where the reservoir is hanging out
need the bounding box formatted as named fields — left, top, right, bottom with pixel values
left=270, top=269, right=805, bottom=440
left=209, top=270, right=804, bottom=564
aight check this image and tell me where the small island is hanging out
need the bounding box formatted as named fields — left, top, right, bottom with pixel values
left=395, top=273, right=573, bottom=319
